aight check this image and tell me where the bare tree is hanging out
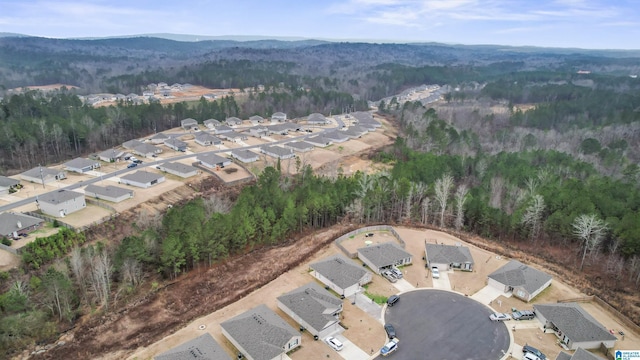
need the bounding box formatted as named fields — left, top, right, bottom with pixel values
left=572, top=214, right=608, bottom=270
left=421, top=197, right=431, bottom=225
left=489, top=176, right=504, bottom=209
left=69, top=247, right=87, bottom=302
left=203, top=193, right=233, bottom=217
left=434, top=173, right=454, bottom=228
left=454, top=184, right=469, bottom=231
left=121, top=258, right=143, bottom=287
left=521, top=195, right=546, bottom=242
left=89, top=248, right=113, bottom=310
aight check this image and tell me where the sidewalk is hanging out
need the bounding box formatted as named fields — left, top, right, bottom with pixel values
left=354, top=293, right=383, bottom=323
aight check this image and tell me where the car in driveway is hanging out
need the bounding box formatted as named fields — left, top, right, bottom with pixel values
left=384, top=323, right=396, bottom=339
left=512, top=309, right=535, bottom=320
left=489, top=312, right=511, bottom=321
left=523, top=345, right=546, bottom=360
left=431, top=266, right=440, bottom=279
left=325, top=336, right=343, bottom=351
left=382, top=270, right=398, bottom=283
left=390, top=267, right=403, bottom=279
left=380, top=338, right=399, bottom=356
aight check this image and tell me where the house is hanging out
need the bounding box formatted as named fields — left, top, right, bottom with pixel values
left=351, top=111, right=382, bottom=128
left=37, top=190, right=86, bottom=217
left=271, top=112, right=287, bottom=122
left=261, top=145, right=295, bottom=160
left=84, top=184, right=133, bottom=203
left=357, top=242, right=412, bottom=274
left=266, top=123, right=291, bottom=135
left=64, top=158, right=101, bottom=173
left=0, top=176, right=20, bottom=195
left=488, top=260, right=552, bottom=302
left=341, top=125, right=368, bottom=139
left=154, top=333, right=231, bottom=360
left=180, top=118, right=199, bottom=130
left=281, top=122, right=301, bottom=132
left=231, top=149, right=259, bottom=163
left=219, top=131, right=248, bottom=143
left=203, top=118, right=221, bottom=129
left=534, top=303, right=617, bottom=350
left=20, top=166, right=66, bottom=184
left=197, top=153, right=232, bottom=169
left=307, top=113, right=329, bottom=125
left=0, top=212, right=44, bottom=239
left=158, top=162, right=199, bottom=178
left=97, top=149, right=125, bottom=163
left=322, top=131, right=349, bottom=143
left=148, top=133, right=169, bottom=144
left=247, top=126, right=269, bottom=138
left=221, top=304, right=301, bottom=360
left=285, top=141, right=314, bottom=153
left=249, top=115, right=266, bottom=124
left=555, top=348, right=606, bottom=360
left=305, top=136, right=332, bottom=147
left=277, top=282, right=343, bottom=338
left=122, top=139, right=144, bottom=150
left=164, top=138, right=188, bottom=152
left=119, top=171, right=166, bottom=189
left=214, top=125, right=234, bottom=134
left=194, top=133, right=222, bottom=146
left=225, top=117, right=243, bottom=126
left=309, top=254, right=373, bottom=297
left=425, top=243, right=474, bottom=271
left=142, top=90, right=154, bottom=97
left=133, top=143, right=163, bottom=158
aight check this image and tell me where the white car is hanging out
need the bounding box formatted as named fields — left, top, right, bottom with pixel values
left=489, top=312, right=511, bottom=321
left=431, top=266, right=440, bottom=279
left=325, top=336, right=343, bottom=351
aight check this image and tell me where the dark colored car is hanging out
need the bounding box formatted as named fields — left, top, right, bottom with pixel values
left=127, top=163, right=138, bottom=168
left=384, top=323, right=396, bottom=339
left=387, top=295, right=399, bottom=307
left=523, top=345, right=546, bottom=360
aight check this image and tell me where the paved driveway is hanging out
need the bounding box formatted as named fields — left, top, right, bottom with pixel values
left=393, top=278, right=415, bottom=292
left=325, top=334, right=370, bottom=360
left=471, top=285, right=509, bottom=305
left=378, top=289, right=511, bottom=360
left=432, top=271, right=452, bottom=290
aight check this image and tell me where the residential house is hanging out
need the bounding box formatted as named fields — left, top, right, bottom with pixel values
left=357, top=242, right=412, bottom=274
left=305, top=136, right=332, bottom=147
left=0, top=176, right=20, bottom=195
left=351, top=111, right=382, bottom=128
left=307, top=113, right=329, bottom=125
left=271, top=112, right=287, bottom=122
left=20, top=166, right=66, bottom=184
left=488, top=260, right=552, bottom=302
left=425, top=243, right=474, bottom=271
left=180, top=118, right=199, bottom=131
left=164, top=138, right=188, bottom=152
left=555, top=348, right=606, bottom=360
left=261, top=145, right=295, bottom=159
left=341, top=125, right=368, bottom=139
left=197, top=153, right=232, bottom=169
left=281, top=123, right=301, bottom=132
left=285, top=141, right=314, bottom=153
left=231, top=149, right=259, bottom=163
left=64, top=158, right=101, bottom=173
left=133, top=143, right=163, bottom=158
left=203, top=118, right=221, bottom=129
left=97, top=149, right=124, bottom=163
left=266, top=123, right=291, bottom=135
left=122, top=139, right=144, bottom=150
left=322, top=131, right=349, bottom=143
left=247, top=126, right=269, bottom=138
left=115, top=93, right=126, bottom=101
left=84, top=184, right=134, bottom=203
left=119, top=171, right=166, bottom=189
left=194, top=133, right=222, bottom=147
left=277, top=282, right=343, bottom=338
left=309, top=254, right=373, bottom=297
left=534, top=303, right=617, bottom=350
left=126, top=93, right=138, bottom=101
left=0, top=212, right=44, bottom=239
left=37, top=190, right=86, bottom=217
left=219, top=131, right=247, bottom=143
left=154, top=333, right=231, bottom=360
left=214, top=125, right=234, bottom=134
left=225, top=117, right=243, bottom=126
left=148, top=133, right=169, bottom=144
left=221, top=304, right=301, bottom=360
left=249, top=115, right=266, bottom=124
left=142, top=90, right=154, bottom=97
left=158, top=162, right=199, bottom=178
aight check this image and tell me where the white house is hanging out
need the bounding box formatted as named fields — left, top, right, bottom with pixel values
left=37, top=190, right=86, bottom=217
left=307, top=113, right=329, bottom=125
left=84, top=184, right=134, bottom=203
left=225, top=117, right=243, bottom=126
left=158, top=162, right=199, bottom=178
left=555, top=348, right=607, bottom=360
left=487, top=260, right=552, bottom=302
left=122, top=139, right=144, bottom=150
left=309, top=255, right=372, bottom=297
left=133, top=143, right=163, bottom=158
left=194, top=133, right=223, bottom=147
left=425, top=243, right=474, bottom=271
left=271, top=112, right=287, bottom=122
left=164, top=138, right=188, bottom=152
left=20, top=166, right=66, bottom=184
left=0, top=176, right=20, bottom=195
left=277, top=282, right=343, bottom=338
left=249, top=115, right=266, bottom=124
left=305, top=136, right=332, bottom=147
left=219, top=131, right=248, bottom=143
left=203, top=118, right=221, bottom=129
left=197, top=153, right=232, bottom=169
left=0, top=212, right=44, bottom=238
left=64, top=158, right=101, bottom=173
left=231, top=149, right=259, bottom=163
left=322, top=131, right=349, bottom=143
left=97, top=149, right=125, bottom=163
left=357, top=242, right=412, bottom=275
left=285, top=141, right=314, bottom=153
left=213, top=125, right=234, bottom=134
left=119, top=171, right=166, bottom=189
left=154, top=333, right=231, bottom=360
left=180, top=118, right=199, bottom=130
left=261, top=145, right=295, bottom=159
left=148, top=133, right=169, bottom=144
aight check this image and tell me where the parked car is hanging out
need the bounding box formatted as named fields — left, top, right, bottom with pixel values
left=20, top=233, right=28, bottom=237
left=364, top=232, right=374, bottom=237
left=489, top=312, right=511, bottom=321
left=127, top=163, right=138, bottom=168
left=384, top=323, right=396, bottom=339
left=133, top=159, right=143, bottom=164
left=325, top=336, right=343, bottom=351
left=512, top=310, right=535, bottom=320
left=382, top=270, right=397, bottom=283
left=523, top=345, right=546, bottom=360
left=431, top=266, right=440, bottom=279
left=523, top=352, right=541, bottom=360
left=387, top=295, right=399, bottom=307
left=390, top=267, right=403, bottom=279
left=380, top=338, right=399, bottom=357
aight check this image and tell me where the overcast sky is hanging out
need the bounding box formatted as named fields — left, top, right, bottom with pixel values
left=2, top=0, right=640, bottom=49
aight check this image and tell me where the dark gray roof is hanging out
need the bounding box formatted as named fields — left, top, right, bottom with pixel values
left=307, top=113, right=326, bottom=121
left=195, top=133, right=222, bottom=143
left=272, top=112, right=286, bottom=118
left=97, top=149, right=124, bottom=158
left=38, top=189, right=83, bottom=204
left=357, top=242, right=412, bottom=269
left=64, top=158, right=97, bottom=169
left=84, top=184, right=133, bottom=198
left=123, top=139, right=144, bottom=149
left=488, top=260, right=552, bottom=293
left=0, top=175, right=20, bottom=188
left=120, top=171, right=164, bottom=184
left=250, top=115, right=264, bottom=121
left=215, top=125, right=233, bottom=132
left=165, top=138, right=188, bottom=148
left=231, top=149, right=258, bottom=160
left=555, top=348, right=605, bottom=360
left=261, top=145, right=294, bottom=157
left=161, top=162, right=198, bottom=174
left=351, top=111, right=374, bottom=122
left=181, top=118, right=198, bottom=125
left=425, top=243, right=474, bottom=265
left=342, top=127, right=366, bottom=137
left=197, top=153, right=229, bottom=166
left=305, top=135, right=331, bottom=146
left=134, top=143, right=161, bottom=154
left=150, top=133, right=169, bottom=140
left=533, top=303, right=617, bottom=343
left=277, top=282, right=341, bottom=333
left=286, top=141, right=314, bottom=151
left=222, top=131, right=246, bottom=139
left=225, top=117, right=242, bottom=125
left=323, top=131, right=349, bottom=141
left=0, top=212, right=43, bottom=236
left=21, top=166, right=63, bottom=179
left=203, top=118, right=221, bottom=125
left=556, top=352, right=573, bottom=360
left=221, top=304, right=298, bottom=360
left=154, top=333, right=231, bottom=360
left=309, top=255, right=370, bottom=289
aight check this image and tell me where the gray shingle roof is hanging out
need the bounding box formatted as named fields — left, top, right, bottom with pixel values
left=214, top=125, right=233, bottom=132
left=181, top=118, right=198, bottom=125
left=84, top=184, right=132, bottom=198
left=164, top=138, right=188, bottom=148
left=277, top=282, right=341, bottom=333
left=97, top=149, right=124, bottom=159
left=556, top=352, right=573, bottom=360
left=286, top=141, right=313, bottom=151
left=534, top=303, right=617, bottom=343
left=231, top=149, right=258, bottom=161
left=197, top=153, right=229, bottom=166
left=0, top=212, right=43, bottom=236
left=195, top=133, right=222, bottom=144
left=221, top=304, right=298, bottom=360
left=0, top=175, right=19, bottom=188
left=134, top=143, right=161, bottom=155
left=555, top=348, right=606, bottom=360
left=261, top=145, right=294, bottom=157
left=64, top=158, right=97, bottom=169
left=161, top=162, right=198, bottom=174
left=150, top=133, right=169, bottom=140
left=38, top=189, right=83, bottom=204
left=323, top=131, right=349, bottom=141
left=154, top=333, right=231, bottom=360
left=357, top=242, right=412, bottom=269
left=123, top=139, right=144, bottom=149
left=425, top=243, right=474, bottom=265
left=309, top=255, right=370, bottom=289
left=120, top=171, right=164, bottom=184
left=488, top=260, right=552, bottom=294
left=21, top=166, right=63, bottom=179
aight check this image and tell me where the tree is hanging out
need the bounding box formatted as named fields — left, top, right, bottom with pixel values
left=453, top=184, right=469, bottom=231
left=521, top=195, right=545, bottom=242
left=572, top=214, right=608, bottom=270
left=41, top=267, right=75, bottom=321
left=434, top=173, right=454, bottom=227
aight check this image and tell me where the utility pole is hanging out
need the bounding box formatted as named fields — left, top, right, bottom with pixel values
left=39, top=164, right=45, bottom=189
